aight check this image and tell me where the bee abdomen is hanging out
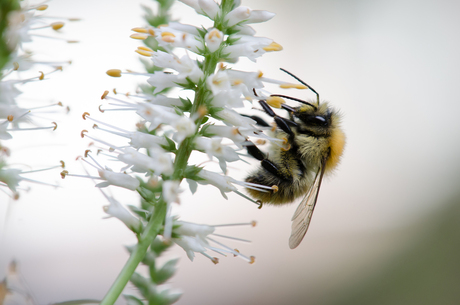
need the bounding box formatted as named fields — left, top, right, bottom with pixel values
left=245, top=167, right=310, bottom=205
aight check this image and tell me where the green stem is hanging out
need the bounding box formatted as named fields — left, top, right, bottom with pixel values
left=100, top=201, right=167, bottom=305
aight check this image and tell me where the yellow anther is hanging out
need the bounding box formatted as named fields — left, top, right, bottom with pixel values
left=263, top=42, right=283, bottom=52
left=131, top=27, right=147, bottom=33
left=162, top=36, right=175, bottom=43
left=280, top=83, right=308, bottom=89
left=130, top=33, right=148, bottom=40
left=60, top=160, right=65, bottom=168
left=266, top=96, right=285, bottom=108
left=39, top=71, right=44, bottom=80
left=36, top=4, right=48, bottom=11
left=249, top=256, right=256, bottom=264
left=66, top=40, right=79, bottom=43
left=92, top=124, right=98, bottom=129
left=271, top=185, right=279, bottom=193
left=161, top=31, right=175, bottom=37
left=232, top=79, right=243, bottom=85
left=148, top=28, right=155, bottom=36
left=138, top=46, right=153, bottom=52
left=135, top=49, right=152, bottom=57
left=211, top=257, right=219, bottom=265
left=197, top=105, right=208, bottom=118
left=258, top=71, right=263, bottom=78
left=13, top=62, right=19, bottom=70
left=7, top=115, right=13, bottom=122
left=113, top=88, right=117, bottom=94
left=101, top=90, right=109, bottom=99
left=257, top=200, right=263, bottom=209
left=106, top=69, right=122, bottom=77
left=208, top=29, right=222, bottom=39
left=60, top=170, right=68, bottom=179
left=251, top=221, right=257, bottom=227
left=282, top=143, right=291, bottom=151
left=51, top=22, right=64, bottom=30
left=255, top=139, right=266, bottom=145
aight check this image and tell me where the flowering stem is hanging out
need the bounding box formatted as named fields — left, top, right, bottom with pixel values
left=172, top=61, right=217, bottom=181
left=100, top=200, right=167, bottom=305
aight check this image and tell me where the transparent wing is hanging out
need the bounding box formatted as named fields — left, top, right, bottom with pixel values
left=289, top=156, right=327, bottom=249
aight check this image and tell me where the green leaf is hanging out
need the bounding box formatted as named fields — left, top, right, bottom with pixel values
left=150, top=237, right=171, bottom=256
left=183, top=165, right=204, bottom=180
left=129, top=205, right=150, bottom=220
left=161, top=135, right=177, bottom=153
left=151, top=258, right=179, bottom=284
left=130, top=272, right=152, bottom=297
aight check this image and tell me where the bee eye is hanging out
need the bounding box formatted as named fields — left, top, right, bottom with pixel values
left=311, top=116, right=328, bottom=126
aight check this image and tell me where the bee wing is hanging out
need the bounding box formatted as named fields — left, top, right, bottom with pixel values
left=289, top=155, right=327, bottom=249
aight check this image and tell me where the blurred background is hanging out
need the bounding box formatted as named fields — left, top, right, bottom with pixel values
left=1, top=0, right=460, bottom=304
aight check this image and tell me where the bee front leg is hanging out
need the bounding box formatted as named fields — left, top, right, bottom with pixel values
left=258, top=100, right=297, bottom=139
left=241, top=114, right=270, bottom=127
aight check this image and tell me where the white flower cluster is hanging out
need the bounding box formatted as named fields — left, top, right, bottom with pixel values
left=75, top=0, right=288, bottom=263
left=0, top=2, right=75, bottom=197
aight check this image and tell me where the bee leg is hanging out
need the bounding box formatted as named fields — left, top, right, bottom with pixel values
left=259, top=100, right=297, bottom=138
left=240, top=114, right=270, bottom=127
left=244, top=140, right=266, bottom=161
left=260, top=159, right=294, bottom=183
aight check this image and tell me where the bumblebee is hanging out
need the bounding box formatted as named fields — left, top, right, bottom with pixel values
left=245, top=69, right=345, bottom=249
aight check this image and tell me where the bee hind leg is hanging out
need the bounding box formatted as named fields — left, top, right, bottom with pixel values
left=245, top=141, right=293, bottom=181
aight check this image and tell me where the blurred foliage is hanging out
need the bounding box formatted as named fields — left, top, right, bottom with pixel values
left=0, top=0, right=19, bottom=73
left=326, top=194, right=460, bottom=305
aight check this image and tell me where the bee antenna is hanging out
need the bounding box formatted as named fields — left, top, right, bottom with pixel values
left=280, top=68, right=320, bottom=105
left=270, top=94, right=318, bottom=111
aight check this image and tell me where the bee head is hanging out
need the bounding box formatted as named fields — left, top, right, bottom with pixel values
left=294, top=102, right=334, bottom=136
